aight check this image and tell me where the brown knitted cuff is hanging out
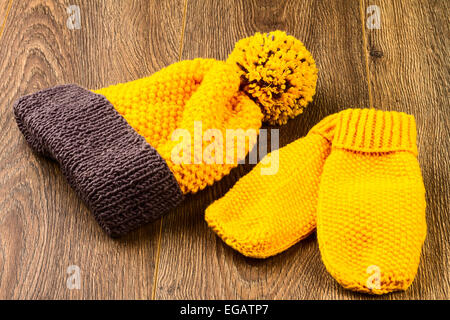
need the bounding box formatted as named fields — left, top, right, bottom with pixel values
left=13, top=84, right=183, bottom=237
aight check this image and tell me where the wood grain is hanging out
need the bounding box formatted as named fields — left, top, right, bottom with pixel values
left=155, top=0, right=374, bottom=299
left=0, top=0, right=184, bottom=299
left=0, top=0, right=12, bottom=27
left=360, top=0, right=450, bottom=299
left=0, top=0, right=448, bottom=299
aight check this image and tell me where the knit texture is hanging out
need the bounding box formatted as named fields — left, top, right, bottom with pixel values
left=13, top=32, right=317, bottom=237
left=94, top=59, right=263, bottom=194
left=14, top=84, right=183, bottom=237
left=317, top=108, right=426, bottom=294
left=205, top=113, right=337, bottom=258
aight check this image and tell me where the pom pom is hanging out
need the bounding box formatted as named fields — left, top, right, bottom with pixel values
left=227, top=31, right=318, bottom=125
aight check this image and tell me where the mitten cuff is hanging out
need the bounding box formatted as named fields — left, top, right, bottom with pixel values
left=14, top=84, right=183, bottom=237
left=332, top=108, right=418, bottom=155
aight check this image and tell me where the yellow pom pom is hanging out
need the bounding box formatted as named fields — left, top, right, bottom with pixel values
left=227, top=31, right=318, bottom=125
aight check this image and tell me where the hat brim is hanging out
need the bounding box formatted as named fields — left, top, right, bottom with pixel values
left=14, top=84, right=183, bottom=237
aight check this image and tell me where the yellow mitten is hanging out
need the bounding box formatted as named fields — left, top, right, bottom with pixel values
left=205, top=114, right=336, bottom=258
left=317, top=109, right=427, bottom=294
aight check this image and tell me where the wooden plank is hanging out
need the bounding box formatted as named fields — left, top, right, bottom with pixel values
left=155, top=0, right=371, bottom=299
left=0, top=0, right=184, bottom=299
left=2, top=0, right=446, bottom=300
left=361, top=0, right=450, bottom=299
left=0, top=0, right=13, bottom=30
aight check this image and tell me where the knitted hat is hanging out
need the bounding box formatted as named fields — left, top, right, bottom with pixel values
left=13, top=31, right=317, bottom=236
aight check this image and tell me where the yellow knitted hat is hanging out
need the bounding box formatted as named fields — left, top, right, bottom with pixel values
left=14, top=31, right=317, bottom=236
left=95, top=31, right=318, bottom=194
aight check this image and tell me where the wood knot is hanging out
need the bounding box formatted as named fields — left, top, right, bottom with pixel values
left=370, top=49, right=384, bottom=58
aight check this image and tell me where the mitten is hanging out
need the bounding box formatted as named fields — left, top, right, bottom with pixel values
left=205, top=113, right=336, bottom=258
left=14, top=31, right=318, bottom=236
left=317, top=108, right=426, bottom=294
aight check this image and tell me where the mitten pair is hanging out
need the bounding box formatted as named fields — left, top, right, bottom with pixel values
left=205, top=108, right=427, bottom=294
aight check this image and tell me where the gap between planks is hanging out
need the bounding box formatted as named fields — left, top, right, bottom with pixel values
left=152, top=0, right=189, bottom=300
left=359, top=0, right=374, bottom=108
left=0, top=0, right=14, bottom=41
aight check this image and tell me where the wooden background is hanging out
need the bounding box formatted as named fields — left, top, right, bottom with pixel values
left=0, top=0, right=448, bottom=299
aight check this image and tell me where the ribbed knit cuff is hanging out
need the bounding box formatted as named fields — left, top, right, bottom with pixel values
left=332, top=108, right=418, bottom=155
left=14, top=84, right=183, bottom=237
